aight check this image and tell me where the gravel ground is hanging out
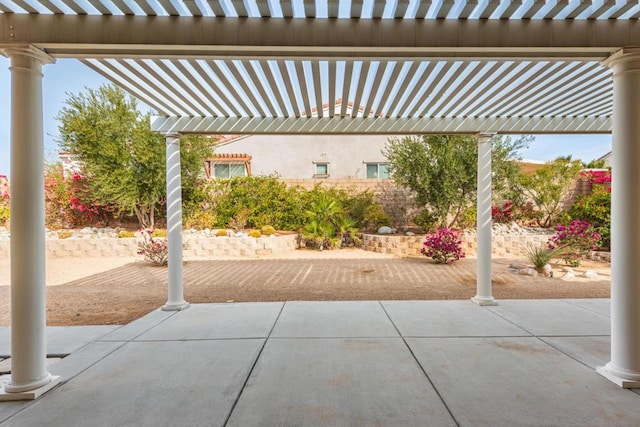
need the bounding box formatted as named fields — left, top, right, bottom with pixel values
left=0, top=250, right=611, bottom=326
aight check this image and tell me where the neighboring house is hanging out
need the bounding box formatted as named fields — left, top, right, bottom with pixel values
left=208, top=101, right=393, bottom=180
left=596, top=151, right=612, bottom=168
left=210, top=133, right=392, bottom=180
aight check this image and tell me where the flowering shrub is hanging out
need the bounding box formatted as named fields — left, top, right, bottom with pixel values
left=491, top=201, right=513, bottom=224
left=421, top=227, right=465, bottom=264
left=581, top=170, right=612, bottom=189
left=548, top=220, right=601, bottom=267
left=137, top=227, right=168, bottom=266
left=0, top=175, right=9, bottom=226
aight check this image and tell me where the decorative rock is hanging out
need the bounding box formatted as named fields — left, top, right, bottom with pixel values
left=405, top=231, right=415, bottom=236
left=583, top=270, right=599, bottom=279
left=518, top=268, right=538, bottom=277
left=509, top=262, right=528, bottom=270
left=378, top=226, right=394, bottom=234
left=563, top=271, right=576, bottom=279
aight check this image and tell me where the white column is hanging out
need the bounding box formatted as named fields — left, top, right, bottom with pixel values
left=0, top=46, right=60, bottom=400
left=471, top=133, right=497, bottom=306
left=597, top=48, right=640, bottom=388
left=162, top=133, right=189, bottom=311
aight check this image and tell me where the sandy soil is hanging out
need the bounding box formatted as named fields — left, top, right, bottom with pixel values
left=0, top=250, right=611, bottom=327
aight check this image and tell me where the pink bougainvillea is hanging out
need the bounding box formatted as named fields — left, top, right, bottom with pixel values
left=421, top=227, right=465, bottom=264
left=548, top=219, right=601, bottom=267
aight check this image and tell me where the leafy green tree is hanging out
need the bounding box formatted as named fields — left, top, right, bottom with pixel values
left=383, top=135, right=530, bottom=228
left=518, top=156, right=583, bottom=228
left=57, top=84, right=211, bottom=228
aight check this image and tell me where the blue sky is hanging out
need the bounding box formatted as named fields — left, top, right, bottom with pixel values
left=0, top=57, right=612, bottom=177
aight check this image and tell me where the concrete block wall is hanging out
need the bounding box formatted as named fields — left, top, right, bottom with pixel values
left=0, top=235, right=298, bottom=259
left=362, top=233, right=553, bottom=258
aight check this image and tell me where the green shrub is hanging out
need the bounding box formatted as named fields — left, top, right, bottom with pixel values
left=248, top=229, right=262, bottom=238
left=261, top=225, right=276, bottom=235
left=413, top=209, right=438, bottom=231
left=184, top=210, right=217, bottom=230
left=57, top=230, right=73, bottom=239
left=0, top=204, right=9, bottom=227
left=118, top=229, right=135, bottom=238
left=522, top=244, right=561, bottom=269
left=205, top=176, right=305, bottom=231
left=151, top=229, right=167, bottom=238
left=216, top=229, right=228, bottom=237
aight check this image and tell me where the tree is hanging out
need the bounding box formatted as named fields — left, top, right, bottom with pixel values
left=517, top=156, right=583, bottom=228
left=383, top=134, right=530, bottom=228
left=57, top=84, right=212, bottom=228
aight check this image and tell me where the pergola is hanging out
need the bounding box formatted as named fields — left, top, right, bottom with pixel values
left=1, top=0, right=639, bottom=399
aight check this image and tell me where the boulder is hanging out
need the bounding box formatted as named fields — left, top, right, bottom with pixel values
left=583, top=270, right=599, bottom=279
left=378, top=226, right=394, bottom=234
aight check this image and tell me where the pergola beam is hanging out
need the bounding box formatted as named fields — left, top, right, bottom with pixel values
left=150, top=115, right=611, bottom=135
left=1, top=15, right=638, bottom=60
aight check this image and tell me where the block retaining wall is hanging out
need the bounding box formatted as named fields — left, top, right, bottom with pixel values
left=361, top=233, right=553, bottom=258
left=0, top=234, right=298, bottom=259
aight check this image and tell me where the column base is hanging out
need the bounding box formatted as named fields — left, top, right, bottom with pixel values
left=0, top=375, right=61, bottom=401
left=597, top=364, right=640, bottom=388
left=471, top=296, right=498, bottom=306
left=161, top=301, right=190, bottom=311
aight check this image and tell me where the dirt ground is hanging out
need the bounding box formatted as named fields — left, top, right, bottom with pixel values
left=0, top=250, right=611, bottom=326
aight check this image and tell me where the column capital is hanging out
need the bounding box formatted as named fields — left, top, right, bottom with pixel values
left=603, top=48, right=640, bottom=75
left=163, top=132, right=182, bottom=141
left=475, top=133, right=495, bottom=143
left=1, top=44, right=54, bottom=66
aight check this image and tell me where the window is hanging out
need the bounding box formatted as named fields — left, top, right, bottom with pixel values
left=366, top=163, right=389, bottom=179
left=212, top=163, right=246, bottom=178
left=313, top=163, right=329, bottom=178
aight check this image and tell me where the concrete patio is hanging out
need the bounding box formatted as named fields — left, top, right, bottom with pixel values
left=1, top=299, right=639, bottom=426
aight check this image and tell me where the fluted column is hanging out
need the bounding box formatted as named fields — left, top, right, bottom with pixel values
left=471, top=133, right=497, bottom=306
left=162, top=133, right=189, bottom=311
left=597, top=48, right=640, bottom=388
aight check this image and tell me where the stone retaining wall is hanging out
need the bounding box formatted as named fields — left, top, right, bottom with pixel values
left=0, top=234, right=298, bottom=259
left=362, top=233, right=553, bottom=258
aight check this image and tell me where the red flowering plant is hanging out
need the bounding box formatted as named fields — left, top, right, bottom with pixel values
left=137, top=227, right=169, bottom=266
left=421, top=227, right=465, bottom=264
left=491, top=201, right=513, bottom=224
left=547, top=219, right=601, bottom=267
left=581, top=170, right=612, bottom=192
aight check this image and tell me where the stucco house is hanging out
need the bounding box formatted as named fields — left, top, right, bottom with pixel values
left=207, top=102, right=394, bottom=181
left=208, top=133, right=392, bottom=180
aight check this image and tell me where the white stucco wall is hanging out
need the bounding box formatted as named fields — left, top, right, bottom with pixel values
left=214, top=134, right=398, bottom=179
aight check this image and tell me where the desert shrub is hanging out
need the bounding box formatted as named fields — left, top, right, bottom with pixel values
left=261, top=225, right=276, bottom=236
left=522, top=244, right=561, bottom=269
left=118, top=229, right=135, bottom=238
left=151, top=229, right=167, bottom=238
left=492, top=201, right=513, bottom=224
left=421, top=227, right=465, bottom=264
left=547, top=220, right=601, bottom=267
left=184, top=210, right=217, bottom=230
left=566, top=185, right=611, bottom=249
left=0, top=177, right=9, bottom=227
left=248, top=230, right=262, bottom=238
left=457, top=206, right=477, bottom=230
left=216, top=229, right=228, bottom=237
left=205, top=176, right=305, bottom=231
left=413, top=209, right=438, bottom=231
left=512, top=201, right=542, bottom=226
left=137, top=227, right=168, bottom=266
left=57, top=230, right=73, bottom=239
left=0, top=204, right=8, bottom=227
